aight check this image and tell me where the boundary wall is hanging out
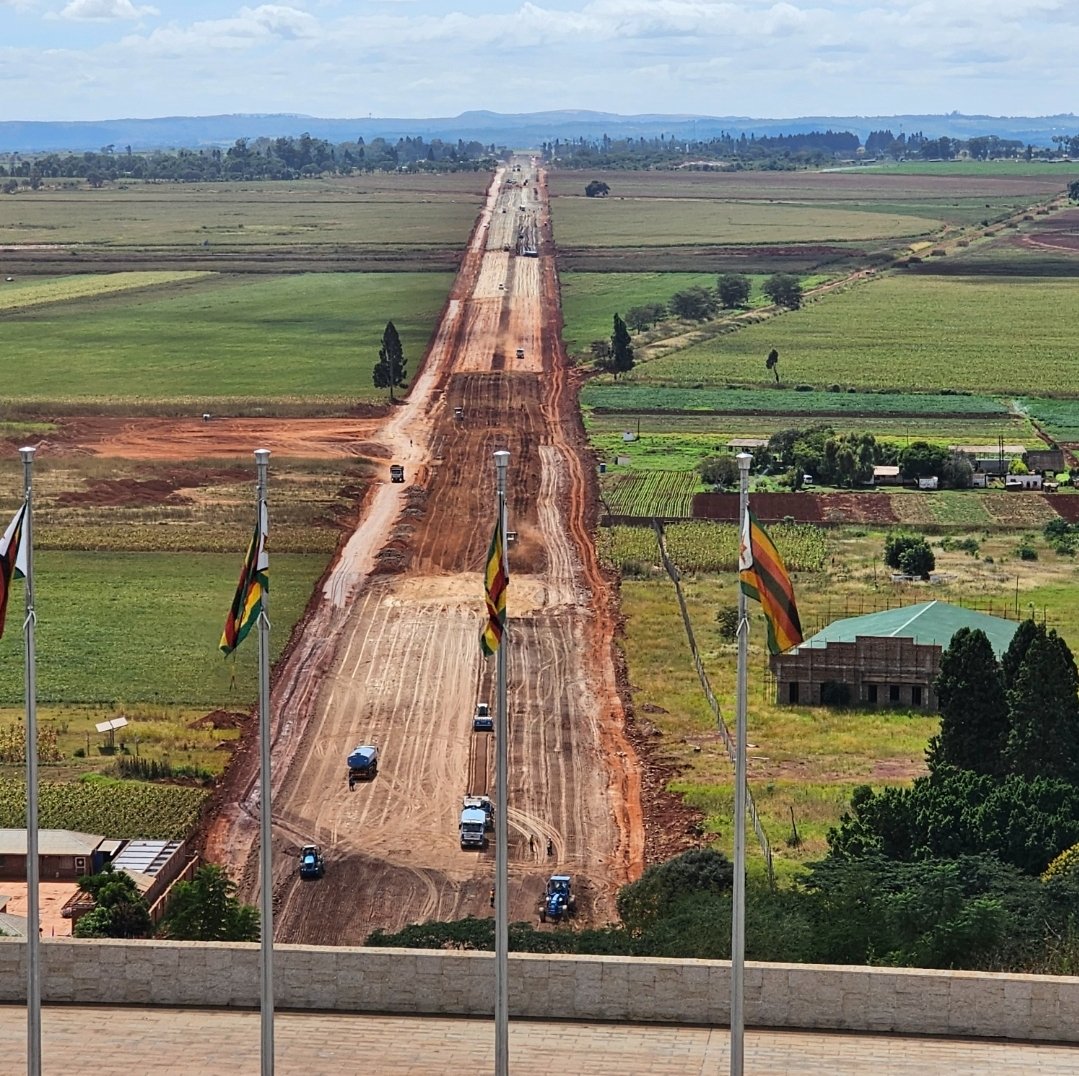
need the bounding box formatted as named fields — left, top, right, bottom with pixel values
left=1, top=940, right=1077, bottom=1042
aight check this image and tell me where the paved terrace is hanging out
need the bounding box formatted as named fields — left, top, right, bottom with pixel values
left=1, top=1006, right=1077, bottom=1075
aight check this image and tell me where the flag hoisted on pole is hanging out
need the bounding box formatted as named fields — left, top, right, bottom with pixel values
left=739, top=507, right=803, bottom=655
left=220, top=498, right=269, bottom=656
left=221, top=449, right=274, bottom=1076
left=0, top=500, right=28, bottom=640
left=15, top=447, right=40, bottom=1076
left=480, top=511, right=508, bottom=656
left=484, top=449, right=511, bottom=1076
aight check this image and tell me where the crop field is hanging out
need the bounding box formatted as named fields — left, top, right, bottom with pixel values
left=599, top=471, right=700, bottom=517
left=0, top=174, right=487, bottom=249
left=551, top=198, right=938, bottom=248
left=0, top=776, right=208, bottom=840
left=0, top=271, right=214, bottom=311
left=1021, top=398, right=1079, bottom=444
left=637, top=273, right=1079, bottom=393
left=0, top=271, right=452, bottom=405
left=598, top=521, right=827, bottom=574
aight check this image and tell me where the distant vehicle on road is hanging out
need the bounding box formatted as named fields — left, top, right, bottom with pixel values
left=299, top=844, right=325, bottom=879
left=390, top=464, right=405, bottom=483
left=515, top=348, right=525, bottom=359
left=463, top=795, right=494, bottom=831
left=459, top=805, right=488, bottom=849
left=473, top=702, right=493, bottom=732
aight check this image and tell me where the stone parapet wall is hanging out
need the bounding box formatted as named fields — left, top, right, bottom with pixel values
left=1, top=940, right=1077, bottom=1042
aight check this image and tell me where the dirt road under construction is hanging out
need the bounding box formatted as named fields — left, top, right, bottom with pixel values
left=203, top=158, right=645, bottom=942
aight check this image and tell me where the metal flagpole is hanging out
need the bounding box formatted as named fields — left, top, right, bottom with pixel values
left=731, top=452, right=751, bottom=1076
left=255, top=448, right=274, bottom=1076
left=21, top=446, right=40, bottom=1076
left=493, top=448, right=510, bottom=1076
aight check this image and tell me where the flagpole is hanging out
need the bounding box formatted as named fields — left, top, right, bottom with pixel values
left=21, top=446, right=40, bottom=1076
left=493, top=448, right=510, bottom=1076
left=255, top=448, right=274, bottom=1076
left=731, top=451, right=751, bottom=1076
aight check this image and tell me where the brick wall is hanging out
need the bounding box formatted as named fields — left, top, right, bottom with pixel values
left=1, top=940, right=1077, bottom=1042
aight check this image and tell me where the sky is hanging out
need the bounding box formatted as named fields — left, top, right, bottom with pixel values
left=2, top=0, right=1078, bottom=123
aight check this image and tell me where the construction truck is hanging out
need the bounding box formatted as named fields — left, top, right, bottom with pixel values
left=463, top=795, right=494, bottom=831
left=459, top=805, right=488, bottom=849
left=347, top=744, right=379, bottom=787
left=389, top=464, right=405, bottom=483
left=539, top=875, right=577, bottom=923
left=473, top=701, right=493, bottom=732
left=298, top=844, right=325, bottom=879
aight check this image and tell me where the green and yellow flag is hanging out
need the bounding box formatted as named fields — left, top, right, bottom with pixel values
left=220, top=503, right=268, bottom=655
left=739, top=507, right=803, bottom=655
left=480, top=514, right=507, bottom=656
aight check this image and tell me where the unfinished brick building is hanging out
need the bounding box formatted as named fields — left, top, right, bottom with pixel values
left=771, top=600, right=1019, bottom=712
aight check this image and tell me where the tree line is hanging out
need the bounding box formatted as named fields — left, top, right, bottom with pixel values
left=1, top=134, right=499, bottom=187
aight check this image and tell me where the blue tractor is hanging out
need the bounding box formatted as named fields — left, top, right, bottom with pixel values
left=539, top=874, right=576, bottom=923
left=298, top=844, right=325, bottom=880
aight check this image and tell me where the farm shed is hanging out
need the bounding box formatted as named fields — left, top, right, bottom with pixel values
left=771, top=601, right=1019, bottom=712
left=872, top=465, right=902, bottom=486
left=1005, top=473, right=1043, bottom=491
left=1025, top=449, right=1065, bottom=475
left=918, top=476, right=939, bottom=490
left=726, top=438, right=767, bottom=452
left=0, top=829, right=120, bottom=882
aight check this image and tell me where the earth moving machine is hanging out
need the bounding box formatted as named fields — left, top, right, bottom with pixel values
left=347, top=744, right=379, bottom=787
left=539, top=875, right=576, bottom=923
left=389, top=464, right=405, bottom=483
left=459, top=805, right=488, bottom=849
left=298, top=844, right=325, bottom=879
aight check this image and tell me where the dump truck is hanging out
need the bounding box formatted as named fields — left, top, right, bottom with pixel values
left=539, top=875, right=576, bottom=923
left=298, top=844, right=325, bottom=879
left=347, top=744, right=379, bottom=786
left=515, top=347, right=525, bottom=359
left=473, top=701, right=493, bottom=732
left=459, top=805, right=488, bottom=849
left=463, top=795, right=494, bottom=831
left=389, top=464, right=405, bottom=483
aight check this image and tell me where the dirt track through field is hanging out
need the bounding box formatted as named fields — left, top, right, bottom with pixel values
left=202, top=159, right=644, bottom=941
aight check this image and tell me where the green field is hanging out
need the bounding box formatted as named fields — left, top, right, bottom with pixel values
left=0, top=174, right=487, bottom=248
left=599, top=471, right=701, bottom=517
left=1021, top=397, right=1079, bottom=443
left=559, top=271, right=724, bottom=353
left=0, top=551, right=326, bottom=707
left=636, top=274, right=1079, bottom=393
left=0, top=271, right=452, bottom=405
left=552, top=198, right=939, bottom=248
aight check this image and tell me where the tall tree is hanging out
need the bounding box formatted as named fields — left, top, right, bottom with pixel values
left=1001, top=617, right=1041, bottom=689
left=766, top=348, right=780, bottom=383
left=610, top=313, right=635, bottom=379
left=372, top=321, right=407, bottom=402
left=762, top=273, right=803, bottom=309
left=1005, top=631, right=1079, bottom=781
left=160, top=864, right=260, bottom=941
left=717, top=273, right=751, bottom=308
left=928, top=628, right=1009, bottom=775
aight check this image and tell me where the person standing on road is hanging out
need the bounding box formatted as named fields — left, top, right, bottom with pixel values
left=546, top=837, right=554, bottom=856
left=529, top=835, right=536, bottom=855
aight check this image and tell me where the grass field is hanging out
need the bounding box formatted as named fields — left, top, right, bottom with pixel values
left=0, top=174, right=487, bottom=248
left=0, top=551, right=326, bottom=707
left=0, top=271, right=452, bottom=405
left=636, top=273, right=1079, bottom=393
left=559, top=271, right=727, bottom=353
left=1021, top=397, right=1079, bottom=443
left=552, top=198, right=939, bottom=248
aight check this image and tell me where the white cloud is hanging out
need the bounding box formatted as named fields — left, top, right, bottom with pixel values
left=60, top=0, right=158, bottom=19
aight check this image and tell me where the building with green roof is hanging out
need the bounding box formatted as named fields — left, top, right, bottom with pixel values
left=772, top=600, right=1020, bottom=711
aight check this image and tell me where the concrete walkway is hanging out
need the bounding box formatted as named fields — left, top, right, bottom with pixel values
left=2, top=1006, right=1077, bottom=1074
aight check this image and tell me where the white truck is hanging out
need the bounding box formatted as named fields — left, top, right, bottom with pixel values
left=459, top=805, right=488, bottom=849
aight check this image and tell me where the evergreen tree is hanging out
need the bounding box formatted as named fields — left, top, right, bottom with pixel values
left=1005, top=631, right=1079, bottom=781
left=160, top=864, right=260, bottom=941
left=372, top=320, right=407, bottom=401
left=927, top=628, right=1009, bottom=775
left=610, top=313, right=634, bottom=379
left=1001, top=617, right=1040, bottom=689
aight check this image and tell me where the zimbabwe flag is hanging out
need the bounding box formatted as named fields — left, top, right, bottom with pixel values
left=480, top=513, right=507, bottom=656
left=0, top=502, right=27, bottom=641
left=220, top=502, right=268, bottom=655
left=739, top=507, right=803, bottom=655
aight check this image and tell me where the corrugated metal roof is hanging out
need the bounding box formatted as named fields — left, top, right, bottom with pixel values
left=0, top=912, right=27, bottom=937
left=0, top=829, right=106, bottom=857
left=792, top=600, right=1020, bottom=658
left=111, top=840, right=182, bottom=877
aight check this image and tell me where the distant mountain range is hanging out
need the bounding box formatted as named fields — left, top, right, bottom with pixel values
left=2, top=110, right=1077, bottom=154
